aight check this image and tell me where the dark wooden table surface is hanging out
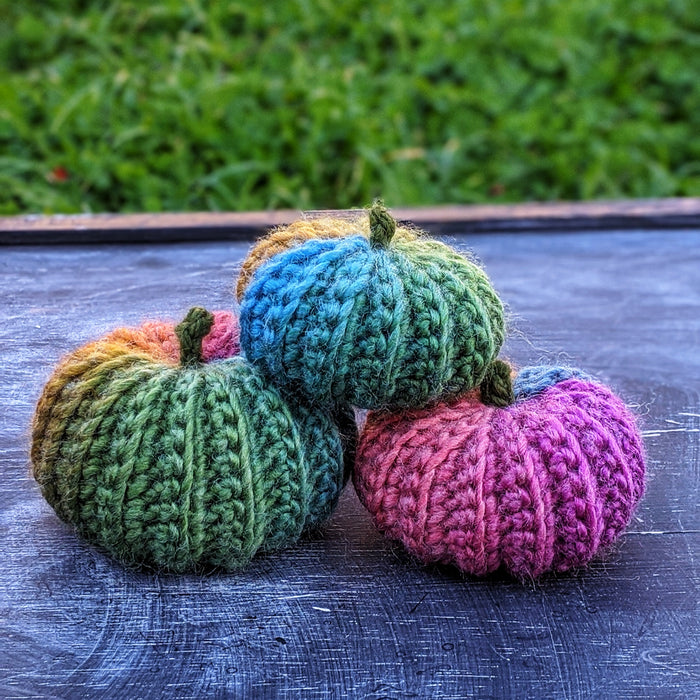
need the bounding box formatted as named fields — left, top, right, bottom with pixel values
left=1, top=225, right=698, bottom=699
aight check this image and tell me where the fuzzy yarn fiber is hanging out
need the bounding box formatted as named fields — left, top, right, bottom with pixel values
left=236, top=217, right=368, bottom=301
left=239, top=203, right=505, bottom=410
left=354, top=368, right=646, bottom=578
left=32, top=308, right=347, bottom=572
left=235, top=215, right=416, bottom=301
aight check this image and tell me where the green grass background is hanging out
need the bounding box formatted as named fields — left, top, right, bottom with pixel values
left=1, top=0, right=698, bottom=214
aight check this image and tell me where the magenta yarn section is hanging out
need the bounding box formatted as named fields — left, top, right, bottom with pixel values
left=201, top=310, right=240, bottom=361
left=354, top=378, right=646, bottom=578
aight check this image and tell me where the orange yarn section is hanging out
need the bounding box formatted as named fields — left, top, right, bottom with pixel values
left=103, top=321, right=179, bottom=363
left=236, top=217, right=417, bottom=300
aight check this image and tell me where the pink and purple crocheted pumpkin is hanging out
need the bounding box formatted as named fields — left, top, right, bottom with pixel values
left=354, top=365, right=646, bottom=578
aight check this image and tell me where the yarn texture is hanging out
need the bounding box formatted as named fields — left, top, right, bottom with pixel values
left=103, top=309, right=240, bottom=364
left=239, top=202, right=506, bottom=410
left=513, top=365, right=593, bottom=399
left=32, top=307, right=347, bottom=572
left=236, top=214, right=422, bottom=301
left=353, top=367, right=646, bottom=578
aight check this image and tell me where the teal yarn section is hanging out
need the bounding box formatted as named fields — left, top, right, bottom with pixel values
left=32, top=340, right=347, bottom=573
left=239, top=233, right=505, bottom=410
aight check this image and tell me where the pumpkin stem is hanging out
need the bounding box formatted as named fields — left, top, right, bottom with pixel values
left=369, top=199, right=396, bottom=248
left=175, top=307, right=215, bottom=366
left=480, top=359, right=515, bottom=407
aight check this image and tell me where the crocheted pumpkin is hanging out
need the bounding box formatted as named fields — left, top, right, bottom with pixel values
left=239, top=202, right=505, bottom=410
left=353, top=363, right=646, bottom=579
left=32, top=307, right=347, bottom=572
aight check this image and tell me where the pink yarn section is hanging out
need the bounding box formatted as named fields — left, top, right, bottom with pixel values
left=354, top=379, right=646, bottom=578
left=201, top=310, right=241, bottom=361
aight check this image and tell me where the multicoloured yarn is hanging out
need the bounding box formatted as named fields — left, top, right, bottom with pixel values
left=353, top=367, right=646, bottom=578
left=235, top=215, right=417, bottom=301
left=103, top=309, right=240, bottom=364
left=31, top=307, right=347, bottom=572
left=239, top=202, right=506, bottom=410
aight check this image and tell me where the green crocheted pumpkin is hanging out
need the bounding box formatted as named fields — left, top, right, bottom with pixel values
left=239, top=202, right=506, bottom=410
left=31, top=308, right=347, bottom=572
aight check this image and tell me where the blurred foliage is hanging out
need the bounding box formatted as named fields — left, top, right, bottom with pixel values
left=0, top=0, right=698, bottom=214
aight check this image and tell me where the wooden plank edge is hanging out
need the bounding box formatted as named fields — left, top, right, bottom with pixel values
left=1, top=198, right=699, bottom=244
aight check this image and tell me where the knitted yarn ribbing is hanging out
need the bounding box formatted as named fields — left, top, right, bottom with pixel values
left=239, top=204, right=505, bottom=410
left=354, top=370, right=646, bottom=578
left=31, top=308, right=346, bottom=572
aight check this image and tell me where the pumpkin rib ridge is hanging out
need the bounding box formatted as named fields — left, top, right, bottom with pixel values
left=99, top=364, right=166, bottom=564
left=291, top=241, right=373, bottom=406
left=204, top=359, right=258, bottom=569
left=330, top=258, right=375, bottom=405
left=298, top=404, right=345, bottom=529
left=120, top=368, right=179, bottom=567
left=567, top=385, right=638, bottom=551
left=81, top=363, right=155, bottom=561
left=32, top=344, right=128, bottom=503
left=242, top=369, right=308, bottom=550
left=177, top=370, right=205, bottom=567
left=351, top=249, right=409, bottom=408
left=410, top=254, right=459, bottom=398
left=221, top=361, right=262, bottom=566
left=55, top=354, right=155, bottom=525
left=388, top=252, right=451, bottom=408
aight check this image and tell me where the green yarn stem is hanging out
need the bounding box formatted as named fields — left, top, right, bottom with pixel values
left=175, top=307, right=215, bottom=366
left=480, top=359, right=514, bottom=407
left=369, top=199, right=396, bottom=248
